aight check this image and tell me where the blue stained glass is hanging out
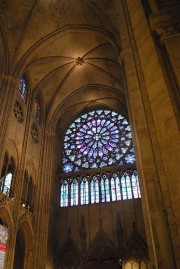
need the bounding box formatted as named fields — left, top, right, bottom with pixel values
left=121, top=148, right=127, bottom=154
left=109, top=123, right=114, bottom=128
left=122, top=119, right=128, bottom=124
left=74, top=167, right=79, bottom=172
left=64, top=136, right=70, bottom=142
left=116, top=154, right=122, bottom=160
left=115, top=176, right=121, bottom=200
left=100, top=120, right=106, bottom=126
left=101, top=179, right=105, bottom=202
left=83, top=125, right=88, bottom=130
left=111, top=126, right=117, bottom=131
left=60, top=181, right=68, bottom=207
left=112, top=111, right=118, bottom=116
left=70, top=123, right=75, bottom=128
left=82, top=114, right=87, bottom=119
left=75, top=160, right=81, bottom=165
left=104, top=176, right=110, bottom=202
left=69, top=155, right=75, bottom=161
left=91, top=177, right=99, bottom=203
left=89, top=111, right=95, bottom=116
left=70, top=180, right=78, bottom=206
left=101, top=139, right=107, bottom=145
left=124, top=140, right=131, bottom=146
left=111, top=177, right=116, bottom=201
left=88, top=151, right=93, bottom=157
left=19, top=76, right=27, bottom=102
left=127, top=133, right=132, bottom=138
left=111, top=138, right=119, bottom=143
left=104, top=121, right=111, bottom=127
left=125, top=154, right=135, bottom=164
left=80, top=178, right=89, bottom=205
left=65, top=150, right=72, bottom=156
left=100, top=162, right=106, bottom=167
left=62, top=109, right=135, bottom=172
left=75, top=118, right=81, bottom=123
left=93, top=143, right=97, bottom=149
left=66, top=129, right=72, bottom=134
left=64, top=143, right=69, bottom=149
left=118, top=115, right=124, bottom=120
left=99, top=151, right=103, bottom=157
left=126, top=175, right=132, bottom=199
left=91, top=163, right=98, bottom=169
left=97, top=141, right=103, bottom=148
left=80, top=128, right=86, bottom=133
left=121, top=175, right=127, bottom=200
left=63, top=163, right=73, bottom=173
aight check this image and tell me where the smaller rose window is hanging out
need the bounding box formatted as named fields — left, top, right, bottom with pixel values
left=14, top=101, right=24, bottom=123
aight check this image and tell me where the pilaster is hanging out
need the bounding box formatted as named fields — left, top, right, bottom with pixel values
left=33, top=128, right=55, bottom=269
left=115, top=0, right=180, bottom=268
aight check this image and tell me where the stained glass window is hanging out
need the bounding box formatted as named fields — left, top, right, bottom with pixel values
left=100, top=174, right=110, bottom=202
left=132, top=171, right=141, bottom=199
left=60, top=109, right=141, bottom=207
left=80, top=177, right=89, bottom=205
left=33, top=98, right=41, bottom=122
left=111, top=173, right=121, bottom=201
left=70, top=179, right=78, bottom=206
left=0, top=155, right=15, bottom=197
left=19, top=76, right=27, bottom=102
left=62, top=109, right=135, bottom=173
left=90, top=175, right=99, bottom=204
left=60, top=180, right=68, bottom=207
left=121, top=174, right=127, bottom=200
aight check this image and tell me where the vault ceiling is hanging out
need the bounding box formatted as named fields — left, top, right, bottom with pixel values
left=0, top=0, right=125, bottom=122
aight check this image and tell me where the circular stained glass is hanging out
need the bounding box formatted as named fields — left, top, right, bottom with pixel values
left=62, top=109, right=135, bottom=173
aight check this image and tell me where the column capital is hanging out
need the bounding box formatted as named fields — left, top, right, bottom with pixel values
left=150, top=11, right=180, bottom=43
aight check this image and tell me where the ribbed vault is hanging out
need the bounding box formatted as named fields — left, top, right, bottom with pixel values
left=0, top=0, right=124, bottom=123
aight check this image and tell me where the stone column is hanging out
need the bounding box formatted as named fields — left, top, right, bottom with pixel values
left=32, top=129, right=55, bottom=269
left=115, top=0, right=179, bottom=268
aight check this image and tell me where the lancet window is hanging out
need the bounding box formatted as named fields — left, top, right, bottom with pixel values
left=19, top=76, right=27, bottom=102
left=33, top=98, right=41, bottom=122
left=0, top=153, right=15, bottom=197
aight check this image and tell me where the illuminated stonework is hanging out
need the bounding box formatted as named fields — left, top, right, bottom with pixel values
left=76, top=57, right=84, bottom=66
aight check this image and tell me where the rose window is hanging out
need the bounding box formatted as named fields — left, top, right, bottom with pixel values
left=62, top=109, right=135, bottom=173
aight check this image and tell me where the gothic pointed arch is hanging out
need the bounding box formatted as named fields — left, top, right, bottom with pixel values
left=86, top=219, right=118, bottom=262
left=56, top=227, right=80, bottom=269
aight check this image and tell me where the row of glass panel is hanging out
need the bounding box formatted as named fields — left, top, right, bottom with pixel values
left=60, top=170, right=141, bottom=207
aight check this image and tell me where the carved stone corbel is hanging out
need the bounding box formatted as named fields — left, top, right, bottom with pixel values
left=150, top=12, right=180, bottom=43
